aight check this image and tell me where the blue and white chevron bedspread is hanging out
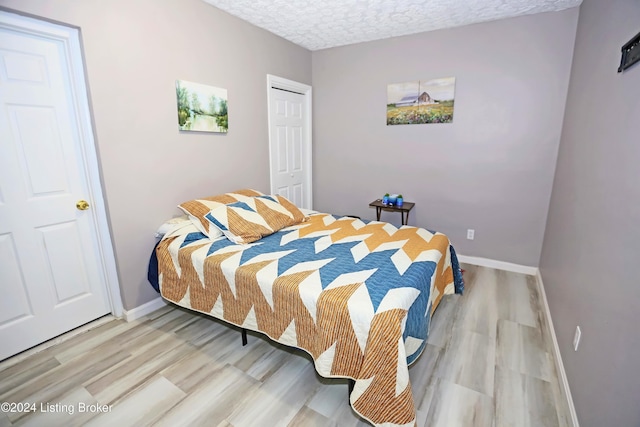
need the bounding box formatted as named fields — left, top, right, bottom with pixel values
left=156, top=213, right=463, bottom=427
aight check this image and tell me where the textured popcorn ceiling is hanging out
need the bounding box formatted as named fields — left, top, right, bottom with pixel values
left=203, top=0, right=582, bottom=51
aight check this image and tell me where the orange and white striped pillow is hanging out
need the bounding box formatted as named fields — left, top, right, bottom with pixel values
left=205, top=195, right=307, bottom=244
left=177, top=189, right=264, bottom=237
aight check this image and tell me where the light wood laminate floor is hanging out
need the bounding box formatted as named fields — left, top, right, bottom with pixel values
left=0, top=265, right=571, bottom=426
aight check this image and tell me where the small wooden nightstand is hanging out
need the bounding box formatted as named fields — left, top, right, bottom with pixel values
left=369, top=199, right=415, bottom=225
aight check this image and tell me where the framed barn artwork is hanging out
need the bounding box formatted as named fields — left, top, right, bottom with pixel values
left=386, top=77, right=455, bottom=125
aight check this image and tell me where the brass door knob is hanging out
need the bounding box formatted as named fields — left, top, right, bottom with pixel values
left=76, top=200, right=90, bottom=210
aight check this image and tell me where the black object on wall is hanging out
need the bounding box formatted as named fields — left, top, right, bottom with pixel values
left=618, top=31, right=640, bottom=72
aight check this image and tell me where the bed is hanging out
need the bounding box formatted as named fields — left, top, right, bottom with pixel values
left=148, top=190, right=464, bottom=427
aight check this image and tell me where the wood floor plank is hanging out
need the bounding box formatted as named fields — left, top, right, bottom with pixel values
left=52, top=321, right=137, bottom=364
left=495, top=270, right=539, bottom=328
left=16, top=387, right=99, bottom=427
left=153, top=365, right=258, bottom=427
left=0, top=356, right=60, bottom=396
left=233, top=338, right=292, bottom=382
left=435, top=327, right=496, bottom=397
left=494, top=365, right=560, bottom=427
left=0, top=413, right=11, bottom=427
left=305, top=381, right=348, bottom=419
left=455, top=267, right=500, bottom=338
left=172, top=315, right=227, bottom=347
left=193, top=326, right=257, bottom=366
left=549, top=369, right=572, bottom=427
left=85, top=339, right=194, bottom=405
left=423, top=378, right=494, bottom=427
left=2, top=346, right=131, bottom=421
left=227, top=353, right=321, bottom=426
left=305, top=379, right=370, bottom=427
left=83, top=375, right=185, bottom=427
left=159, top=338, right=230, bottom=394
left=143, top=304, right=173, bottom=320
left=425, top=295, right=458, bottom=348
left=496, top=319, right=553, bottom=382
left=409, top=343, right=444, bottom=409
left=288, top=405, right=338, bottom=427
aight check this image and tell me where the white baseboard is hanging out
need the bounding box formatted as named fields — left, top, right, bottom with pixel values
left=535, top=270, right=579, bottom=427
left=457, top=254, right=538, bottom=275
left=123, top=297, right=167, bottom=322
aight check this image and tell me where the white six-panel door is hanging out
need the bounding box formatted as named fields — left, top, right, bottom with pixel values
left=267, top=75, right=312, bottom=209
left=0, top=12, right=114, bottom=360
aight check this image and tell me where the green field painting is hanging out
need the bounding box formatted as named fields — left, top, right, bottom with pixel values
left=176, top=80, right=228, bottom=133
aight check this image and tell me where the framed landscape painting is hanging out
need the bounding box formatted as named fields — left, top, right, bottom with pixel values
left=176, top=80, right=228, bottom=133
left=387, top=77, right=455, bottom=125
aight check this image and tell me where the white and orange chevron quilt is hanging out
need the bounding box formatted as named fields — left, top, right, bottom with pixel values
left=156, top=213, right=464, bottom=427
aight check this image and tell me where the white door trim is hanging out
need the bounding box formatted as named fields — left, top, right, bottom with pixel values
left=266, top=74, right=313, bottom=209
left=0, top=11, right=123, bottom=318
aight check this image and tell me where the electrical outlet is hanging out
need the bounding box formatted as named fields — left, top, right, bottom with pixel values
left=467, top=229, right=475, bottom=240
left=573, top=326, right=581, bottom=351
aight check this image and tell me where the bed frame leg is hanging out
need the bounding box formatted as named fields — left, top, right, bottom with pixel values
left=241, top=328, right=247, bottom=346
left=348, top=379, right=355, bottom=407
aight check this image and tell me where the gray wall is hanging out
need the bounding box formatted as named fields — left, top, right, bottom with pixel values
left=539, top=0, right=640, bottom=425
left=1, top=0, right=312, bottom=310
left=312, top=9, right=578, bottom=267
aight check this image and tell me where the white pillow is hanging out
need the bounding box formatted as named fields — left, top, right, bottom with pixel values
left=155, top=215, right=223, bottom=239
